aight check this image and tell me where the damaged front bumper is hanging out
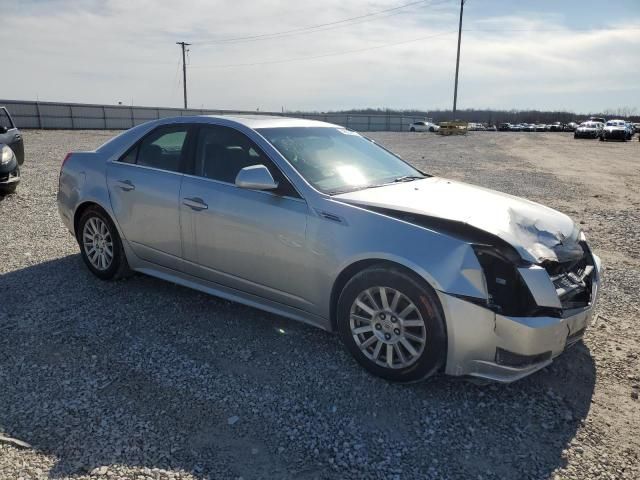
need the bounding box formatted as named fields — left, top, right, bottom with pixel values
left=439, top=253, right=601, bottom=383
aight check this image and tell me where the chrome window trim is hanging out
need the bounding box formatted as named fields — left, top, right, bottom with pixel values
left=181, top=172, right=307, bottom=204
left=106, top=158, right=184, bottom=177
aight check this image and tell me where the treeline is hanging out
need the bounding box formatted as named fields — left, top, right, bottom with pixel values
left=293, top=107, right=640, bottom=124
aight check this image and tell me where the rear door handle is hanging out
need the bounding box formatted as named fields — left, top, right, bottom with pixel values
left=115, top=179, right=135, bottom=191
left=183, top=197, right=208, bottom=211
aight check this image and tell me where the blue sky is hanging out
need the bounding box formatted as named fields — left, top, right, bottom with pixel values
left=4, top=0, right=640, bottom=113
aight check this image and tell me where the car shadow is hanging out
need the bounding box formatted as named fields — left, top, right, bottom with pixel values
left=0, top=255, right=596, bottom=479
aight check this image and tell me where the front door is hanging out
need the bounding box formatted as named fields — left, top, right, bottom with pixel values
left=106, top=124, right=193, bottom=270
left=180, top=124, right=312, bottom=311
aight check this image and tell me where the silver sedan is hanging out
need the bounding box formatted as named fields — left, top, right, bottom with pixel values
left=57, top=115, right=601, bottom=383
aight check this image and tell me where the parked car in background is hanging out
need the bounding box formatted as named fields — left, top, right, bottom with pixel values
left=574, top=121, right=603, bottom=139
left=564, top=122, right=578, bottom=132
left=498, top=123, right=511, bottom=131
left=523, top=124, right=536, bottom=132
left=601, top=119, right=630, bottom=141
left=590, top=117, right=606, bottom=124
left=57, top=115, right=601, bottom=383
left=0, top=107, right=25, bottom=194
left=510, top=124, right=522, bottom=132
left=625, top=122, right=635, bottom=136
left=548, top=122, right=564, bottom=132
left=486, top=125, right=497, bottom=131
left=409, top=121, right=439, bottom=132
left=535, top=124, right=547, bottom=132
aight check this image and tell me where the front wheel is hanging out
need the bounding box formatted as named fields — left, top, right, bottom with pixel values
left=77, top=206, right=131, bottom=280
left=0, top=166, right=19, bottom=195
left=337, top=265, right=447, bottom=382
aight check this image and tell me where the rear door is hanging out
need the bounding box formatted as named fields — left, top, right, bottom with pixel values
left=106, top=124, right=194, bottom=270
left=0, top=108, right=24, bottom=165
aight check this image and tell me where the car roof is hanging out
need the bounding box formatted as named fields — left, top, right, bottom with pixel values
left=201, top=114, right=338, bottom=129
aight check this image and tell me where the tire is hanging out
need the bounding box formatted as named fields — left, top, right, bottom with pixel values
left=600, top=135, right=605, bottom=141
left=337, top=265, right=447, bottom=382
left=77, top=206, right=131, bottom=280
left=409, top=127, right=415, bottom=132
left=0, top=166, right=19, bottom=195
left=429, top=127, right=435, bottom=132
left=0, top=183, right=17, bottom=194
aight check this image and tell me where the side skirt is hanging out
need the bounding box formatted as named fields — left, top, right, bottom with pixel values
left=130, top=258, right=332, bottom=332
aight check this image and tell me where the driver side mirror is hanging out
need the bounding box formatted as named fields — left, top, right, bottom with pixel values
left=0, top=126, right=8, bottom=134
left=235, top=164, right=279, bottom=191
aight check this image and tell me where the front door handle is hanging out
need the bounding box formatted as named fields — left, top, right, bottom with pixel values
left=183, top=197, right=208, bottom=211
left=116, top=179, right=135, bottom=191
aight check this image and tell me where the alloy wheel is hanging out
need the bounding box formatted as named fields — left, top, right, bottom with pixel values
left=82, top=217, right=114, bottom=270
left=349, top=286, right=427, bottom=369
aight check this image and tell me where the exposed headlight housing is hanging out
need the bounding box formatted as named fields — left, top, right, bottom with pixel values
left=1, top=144, right=15, bottom=165
left=471, top=245, right=550, bottom=316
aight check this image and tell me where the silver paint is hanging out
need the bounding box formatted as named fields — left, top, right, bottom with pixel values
left=57, top=115, right=602, bottom=382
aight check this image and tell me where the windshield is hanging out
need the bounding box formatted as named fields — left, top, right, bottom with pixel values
left=257, top=127, right=425, bottom=194
left=606, top=121, right=622, bottom=126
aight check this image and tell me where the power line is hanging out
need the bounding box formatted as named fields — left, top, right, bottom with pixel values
left=190, top=30, right=456, bottom=69
left=194, top=0, right=453, bottom=45
left=187, top=24, right=640, bottom=70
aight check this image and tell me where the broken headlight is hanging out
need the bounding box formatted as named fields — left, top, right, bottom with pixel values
left=472, top=245, right=541, bottom=316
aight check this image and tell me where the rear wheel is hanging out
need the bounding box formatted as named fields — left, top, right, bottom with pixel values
left=77, top=206, right=131, bottom=280
left=337, top=265, right=447, bottom=382
left=409, top=127, right=415, bottom=132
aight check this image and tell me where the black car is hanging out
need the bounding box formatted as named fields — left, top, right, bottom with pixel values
left=498, top=123, right=511, bottom=131
left=0, top=107, right=24, bottom=193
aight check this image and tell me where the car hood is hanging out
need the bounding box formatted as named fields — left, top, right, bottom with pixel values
left=334, top=177, right=582, bottom=264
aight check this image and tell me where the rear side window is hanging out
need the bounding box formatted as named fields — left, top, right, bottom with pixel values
left=0, top=109, right=13, bottom=130
left=119, top=126, right=188, bottom=173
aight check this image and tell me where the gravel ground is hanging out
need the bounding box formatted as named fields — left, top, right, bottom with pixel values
left=0, top=130, right=638, bottom=480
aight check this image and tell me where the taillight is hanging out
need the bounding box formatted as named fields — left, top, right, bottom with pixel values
left=62, top=152, right=72, bottom=168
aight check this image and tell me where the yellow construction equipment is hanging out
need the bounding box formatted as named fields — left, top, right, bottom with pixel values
left=437, top=121, right=468, bottom=135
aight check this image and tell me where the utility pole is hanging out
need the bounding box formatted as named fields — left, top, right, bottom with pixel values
left=176, top=41, right=191, bottom=109
left=452, top=0, right=465, bottom=120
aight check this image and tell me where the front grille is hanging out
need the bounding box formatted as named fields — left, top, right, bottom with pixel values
left=605, top=130, right=626, bottom=139
left=544, top=243, right=595, bottom=310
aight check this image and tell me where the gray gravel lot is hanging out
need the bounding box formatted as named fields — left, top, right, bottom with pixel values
left=1, top=130, right=639, bottom=480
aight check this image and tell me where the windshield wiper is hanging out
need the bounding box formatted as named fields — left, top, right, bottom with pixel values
left=329, top=176, right=425, bottom=195
left=391, top=175, right=425, bottom=183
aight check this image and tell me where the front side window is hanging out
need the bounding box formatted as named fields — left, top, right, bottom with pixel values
left=257, top=127, right=425, bottom=194
left=194, top=125, right=299, bottom=197
left=120, top=126, right=188, bottom=172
